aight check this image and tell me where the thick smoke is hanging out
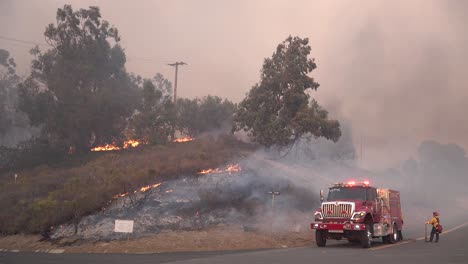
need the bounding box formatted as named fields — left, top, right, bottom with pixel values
left=243, top=137, right=468, bottom=236
left=2, top=1, right=468, bottom=168
left=313, top=1, right=468, bottom=169
left=374, top=140, right=468, bottom=230
left=0, top=75, right=38, bottom=147
left=51, top=124, right=363, bottom=239
left=3, top=0, right=466, bottom=239
left=51, top=123, right=468, bottom=241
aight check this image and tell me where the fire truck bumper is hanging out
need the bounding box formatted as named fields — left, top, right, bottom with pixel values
left=311, top=222, right=367, bottom=232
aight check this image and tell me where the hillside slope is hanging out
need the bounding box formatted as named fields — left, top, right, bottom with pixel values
left=0, top=135, right=255, bottom=234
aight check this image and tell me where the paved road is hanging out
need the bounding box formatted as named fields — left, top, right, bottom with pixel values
left=1, top=222, right=467, bottom=264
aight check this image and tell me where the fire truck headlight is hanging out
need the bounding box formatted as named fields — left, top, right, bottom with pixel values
left=314, top=224, right=319, bottom=228
left=352, top=211, right=366, bottom=219
left=354, top=224, right=361, bottom=230
left=314, top=212, right=323, bottom=221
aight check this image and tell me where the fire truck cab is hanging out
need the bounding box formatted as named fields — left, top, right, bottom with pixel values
left=310, top=181, right=403, bottom=248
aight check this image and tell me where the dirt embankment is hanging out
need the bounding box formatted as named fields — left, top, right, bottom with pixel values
left=0, top=135, right=255, bottom=235
left=0, top=227, right=314, bottom=253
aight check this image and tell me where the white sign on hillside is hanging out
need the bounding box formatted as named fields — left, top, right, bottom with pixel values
left=114, top=220, right=134, bottom=233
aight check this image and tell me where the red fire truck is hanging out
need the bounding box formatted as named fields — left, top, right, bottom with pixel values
left=310, top=181, right=403, bottom=248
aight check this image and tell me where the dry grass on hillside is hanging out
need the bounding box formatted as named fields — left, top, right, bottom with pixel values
left=0, top=135, right=255, bottom=234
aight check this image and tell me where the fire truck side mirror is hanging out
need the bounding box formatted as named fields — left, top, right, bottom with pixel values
left=320, top=189, right=324, bottom=202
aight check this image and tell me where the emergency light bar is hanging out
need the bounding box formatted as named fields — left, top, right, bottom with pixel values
left=333, top=181, right=371, bottom=187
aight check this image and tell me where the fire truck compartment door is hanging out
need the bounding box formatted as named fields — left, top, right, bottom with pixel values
left=373, top=223, right=389, bottom=237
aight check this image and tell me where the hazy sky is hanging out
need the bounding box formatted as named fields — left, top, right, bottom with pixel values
left=1, top=0, right=467, bottom=169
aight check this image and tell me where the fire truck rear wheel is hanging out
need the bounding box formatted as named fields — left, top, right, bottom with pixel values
left=315, top=230, right=327, bottom=247
left=388, top=223, right=398, bottom=244
left=360, top=224, right=372, bottom=248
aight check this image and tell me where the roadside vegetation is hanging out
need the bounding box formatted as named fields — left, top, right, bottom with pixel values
left=0, top=5, right=340, bottom=235
left=0, top=135, right=254, bottom=234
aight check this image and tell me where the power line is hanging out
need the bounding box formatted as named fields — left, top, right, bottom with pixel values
left=127, top=58, right=167, bottom=64
left=0, top=35, right=169, bottom=65
left=0, top=40, right=35, bottom=49
left=0, top=35, right=49, bottom=47
left=127, top=56, right=165, bottom=62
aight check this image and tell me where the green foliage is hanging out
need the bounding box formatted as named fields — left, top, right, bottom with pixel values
left=17, top=5, right=138, bottom=153
left=0, top=49, right=17, bottom=75
left=0, top=138, right=68, bottom=172
left=176, top=95, right=237, bottom=136
left=176, top=98, right=200, bottom=136
left=0, top=49, right=19, bottom=135
left=234, top=36, right=341, bottom=147
left=129, top=75, right=175, bottom=144
left=152, top=73, right=172, bottom=97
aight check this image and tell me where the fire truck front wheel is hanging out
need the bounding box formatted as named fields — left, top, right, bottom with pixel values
left=360, top=224, right=372, bottom=248
left=315, top=230, right=327, bottom=247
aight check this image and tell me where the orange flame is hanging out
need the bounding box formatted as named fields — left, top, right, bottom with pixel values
left=225, top=164, right=241, bottom=173
left=197, top=163, right=242, bottom=175
left=91, top=139, right=143, bottom=152
left=91, top=144, right=121, bottom=152
left=173, top=137, right=194, bottom=143
left=198, top=168, right=223, bottom=174
left=113, top=182, right=162, bottom=199
left=112, top=192, right=129, bottom=199
left=124, top=140, right=141, bottom=148
left=140, top=183, right=162, bottom=193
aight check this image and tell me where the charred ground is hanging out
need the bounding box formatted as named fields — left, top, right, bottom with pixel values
left=0, top=135, right=255, bottom=235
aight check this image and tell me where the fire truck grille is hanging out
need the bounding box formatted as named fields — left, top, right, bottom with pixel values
left=322, top=203, right=353, bottom=218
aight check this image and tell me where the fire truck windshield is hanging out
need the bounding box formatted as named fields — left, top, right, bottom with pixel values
left=327, top=187, right=367, bottom=201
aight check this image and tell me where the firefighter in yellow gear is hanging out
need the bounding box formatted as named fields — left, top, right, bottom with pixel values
left=425, top=211, right=440, bottom=242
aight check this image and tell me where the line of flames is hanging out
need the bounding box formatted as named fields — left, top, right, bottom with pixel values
left=93, top=136, right=192, bottom=151
left=112, top=182, right=162, bottom=199
left=197, top=163, right=241, bottom=175
left=91, top=139, right=142, bottom=152
left=173, top=137, right=194, bottom=143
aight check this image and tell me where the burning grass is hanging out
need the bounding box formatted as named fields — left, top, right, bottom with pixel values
left=173, top=137, right=194, bottom=143
left=91, top=139, right=143, bottom=152
left=112, top=182, right=162, bottom=198
left=49, top=167, right=316, bottom=243
left=198, top=163, right=241, bottom=175
left=0, top=135, right=255, bottom=234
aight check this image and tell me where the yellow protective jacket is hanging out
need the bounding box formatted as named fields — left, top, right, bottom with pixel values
left=426, top=216, right=440, bottom=227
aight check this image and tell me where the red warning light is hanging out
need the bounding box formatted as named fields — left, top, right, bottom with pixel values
left=363, top=181, right=370, bottom=185
left=347, top=181, right=356, bottom=186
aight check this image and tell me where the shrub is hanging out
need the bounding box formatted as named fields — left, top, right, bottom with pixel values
left=0, top=135, right=255, bottom=234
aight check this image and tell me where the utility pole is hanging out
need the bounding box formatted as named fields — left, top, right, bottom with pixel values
left=267, top=191, right=280, bottom=233
left=268, top=191, right=281, bottom=209
left=168, top=62, right=187, bottom=103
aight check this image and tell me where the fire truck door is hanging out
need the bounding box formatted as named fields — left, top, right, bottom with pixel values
left=373, top=200, right=381, bottom=215
left=368, top=188, right=381, bottom=216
